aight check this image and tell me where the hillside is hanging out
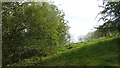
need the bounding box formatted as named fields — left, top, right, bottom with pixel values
left=12, top=36, right=119, bottom=66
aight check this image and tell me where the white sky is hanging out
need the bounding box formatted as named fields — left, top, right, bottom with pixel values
left=52, top=0, right=104, bottom=42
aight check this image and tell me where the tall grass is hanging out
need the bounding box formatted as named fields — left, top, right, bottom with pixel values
left=12, top=36, right=119, bottom=66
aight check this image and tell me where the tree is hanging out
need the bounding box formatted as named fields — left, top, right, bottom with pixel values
left=97, top=1, right=120, bottom=36
left=78, top=35, right=85, bottom=42
left=2, top=2, right=30, bottom=65
left=2, top=2, right=70, bottom=66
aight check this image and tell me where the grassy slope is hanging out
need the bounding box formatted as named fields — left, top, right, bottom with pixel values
left=12, top=36, right=120, bottom=66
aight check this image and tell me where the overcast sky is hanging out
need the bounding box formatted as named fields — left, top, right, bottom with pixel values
left=51, top=0, right=105, bottom=42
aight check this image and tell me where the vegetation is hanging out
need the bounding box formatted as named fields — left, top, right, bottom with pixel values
left=11, top=36, right=119, bottom=66
left=83, top=1, right=120, bottom=41
left=2, top=0, right=119, bottom=67
left=2, top=2, right=70, bottom=66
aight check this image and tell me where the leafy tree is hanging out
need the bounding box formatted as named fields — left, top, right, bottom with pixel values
left=97, top=1, right=120, bottom=37
left=2, top=2, right=70, bottom=66
left=2, top=2, right=29, bottom=65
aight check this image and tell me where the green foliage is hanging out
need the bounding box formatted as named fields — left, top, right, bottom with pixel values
left=84, top=30, right=107, bottom=41
left=96, top=1, right=120, bottom=37
left=88, top=2, right=120, bottom=39
left=11, top=36, right=119, bottom=66
left=2, top=2, right=70, bottom=66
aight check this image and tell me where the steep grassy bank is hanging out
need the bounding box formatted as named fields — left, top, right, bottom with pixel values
left=12, top=36, right=120, bottom=66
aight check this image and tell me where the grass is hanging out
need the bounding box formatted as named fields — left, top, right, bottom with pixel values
left=11, top=36, right=120, bottom=66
